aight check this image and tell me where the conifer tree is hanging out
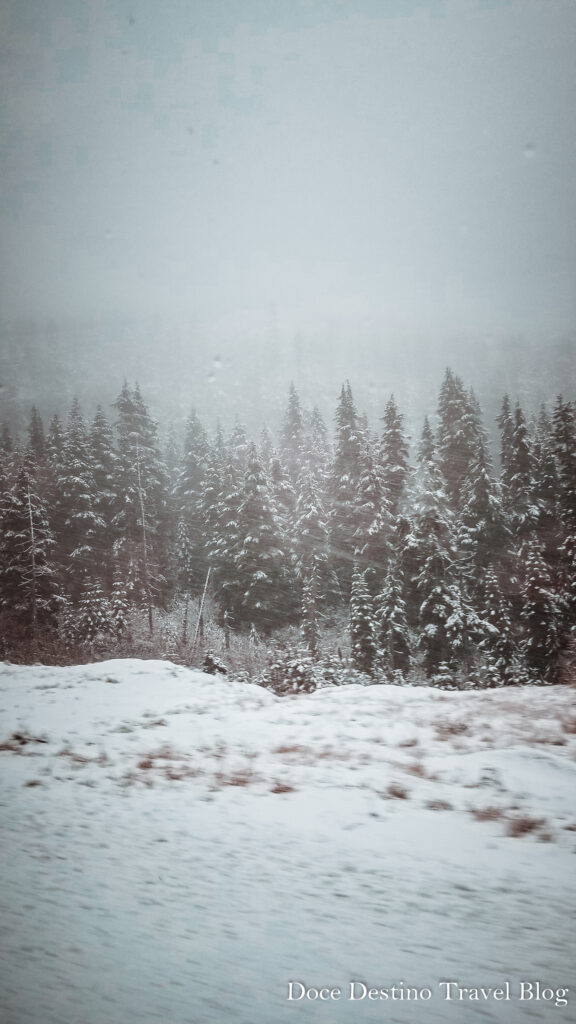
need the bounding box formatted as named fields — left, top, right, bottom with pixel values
left=553, top=396, right=576, bottom=525
left=110, top=566, right=129, bottom=640
left=436, top=369, right=479, bottom=508
left=520, top=540, right=565, bottom=681
left=477, top=566, right=519, bottom=684
left=73, top=579, right=113, bottom=648
left=279, top=382, right=304, bottom=483
left=293, top=465, right=337, bottom=605
left=55, top=399, right=104, bottom=596
left=112, top=382, right=168, bottom=623
left=269, top=456, right=297, bottom=526
left=89, top=406, right=118, bottom=580
left=301, top=555, right=321, bottom=657
left=353, top=444, right=391, bottom=594
left=380, top=395, right=409, bottom=515
left=349, top=563, right=378, bottom=676
left=410, top=418, right=475, bottom=675
left=229, top=444, right=297, bottom=631
left=0, top=467, right=60, bottom=649
left=497, top=394, right=515, bottom=478
left=459, top=435, right=506, bottom=588
left=329, top=382, right=364, bottom=594
left=305, top=406, right=331, bottom=482
left=506, top=403, right=537, bottom=536
left=376, top=562, right=411, bottom=675
left=176, top=409, right=210, bottom=593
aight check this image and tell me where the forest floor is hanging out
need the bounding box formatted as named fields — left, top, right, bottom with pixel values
left=0, top=660, right=575, bottom=1024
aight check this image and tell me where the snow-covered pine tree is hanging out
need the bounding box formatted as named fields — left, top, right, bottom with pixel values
left=0, top=467, right=61, bottom=651
left=279, top=382, right=304, bottom=483
left=228, top=419, right=250, bottom=474
left=353, top=443, right=392, bottom=595
left=375, top=561, right=411, bottom=675
left=328, top=382, right=365, bottom=595
left=520, top=539, right=566, bottom=682
left=396, top=419, right=436, bottom=627
left=112, top=382, right=168, bottom=626
left=175, top=409, right=210, bottom=594
left=349, top=562, right=378, bottom=676
left=89, top=406, right=118, bottom=585
left=380, top=395, right=409, bottom=516
left=259, top=425, right=275, bottom=470
left=553, top=396, right=576, bottom=526
left=230, top=444, right=298, bottom=632
left=304, top=406, right=331, bottom=482
left=55, top=399, right=105, bottom=598
left=476, top=565, right=520, bottom=685
left=293, top=465, right=338, bottom=606
left=459, top=430, right=506, bottom=591
left=72, top=579, right=113, bottom=648
left=269, top=456, right=297, bottom=527
left=436, top=369, right=479, bottom=509
left=204, top=445, right=244, bottom=621
left=109, top=565, right=129, bottom=640
left=410, top=418, right=475, bottom=676
left=175, top=517, right=194, bottom=593
left=497, top=394, right=515, bottom=479
left=505, top=403, right=538, bottom=536
left=301, top=555, right=321, bottom=657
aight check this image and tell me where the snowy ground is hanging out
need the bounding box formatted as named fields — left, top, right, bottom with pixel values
left=1, top=660, right=575, bottom=1024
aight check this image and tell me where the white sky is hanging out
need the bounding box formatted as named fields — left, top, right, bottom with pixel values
left=1, top=0, right=575, bottom=344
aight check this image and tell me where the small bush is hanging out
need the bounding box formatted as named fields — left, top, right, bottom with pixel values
left=386, top=782, right=410, bottom=799
left=470, top=805, right=504, bottom=822
left=426, top=799, right=453, bottom=811
left=506, top=814, right=546, bottom=838
left=257, top=648, right=319, bottom=695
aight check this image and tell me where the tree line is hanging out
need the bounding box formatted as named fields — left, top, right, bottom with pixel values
left=0, top=370, right=574, bottom=687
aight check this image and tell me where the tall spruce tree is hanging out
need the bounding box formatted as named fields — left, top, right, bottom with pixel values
left=0, top=467, right=60, bottom=650
left=380, top=395, right=409, bottom=515
left=55, top=399, right=104, bottom=597
left=350, top=563, right=378, bottom=676
left=520, top=540, right=565, bottom=682
left=279, top=383, right=304, bottom=483
left=329, top=382, right=364, bottom=595
left=229, top=444, right=297, bottom=631
left=376, top=562, right=411, bottom=675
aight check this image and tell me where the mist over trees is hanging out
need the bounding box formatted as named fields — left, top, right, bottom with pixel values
left=0, top=370, right=575, bottom=690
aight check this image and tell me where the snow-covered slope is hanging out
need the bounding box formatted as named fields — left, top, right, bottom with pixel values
left=1, top=660, right=575, bottom=1024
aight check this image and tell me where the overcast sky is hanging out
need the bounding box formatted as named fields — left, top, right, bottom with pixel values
left=1, top=0, right=575, bottom=347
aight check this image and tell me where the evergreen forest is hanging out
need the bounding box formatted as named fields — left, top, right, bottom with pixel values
left=1, top=369, right=575, bottom=691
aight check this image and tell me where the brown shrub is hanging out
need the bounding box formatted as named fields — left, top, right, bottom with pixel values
left=271, top=781, right=296, bottom=794
left=470, top=805, right=504, bottom=822
left=435, top=720, right=469, bottom=740
left=386, top=782, right=409, bottom=799
left=426, top=799, right=453, bottom=811
left=0, top=731, right=47, bottom=753
left=506, top=814, right=546, bottom=838
left=213, top=769, right=257, bottom=788
left=403, top=761, right=436, bottom=779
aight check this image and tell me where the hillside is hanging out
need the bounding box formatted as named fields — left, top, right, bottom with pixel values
left=1, top=660, right=575, bottom=1023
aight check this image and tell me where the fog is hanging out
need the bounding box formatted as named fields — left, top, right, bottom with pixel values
left=1, top=0, right=575, bottom=429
